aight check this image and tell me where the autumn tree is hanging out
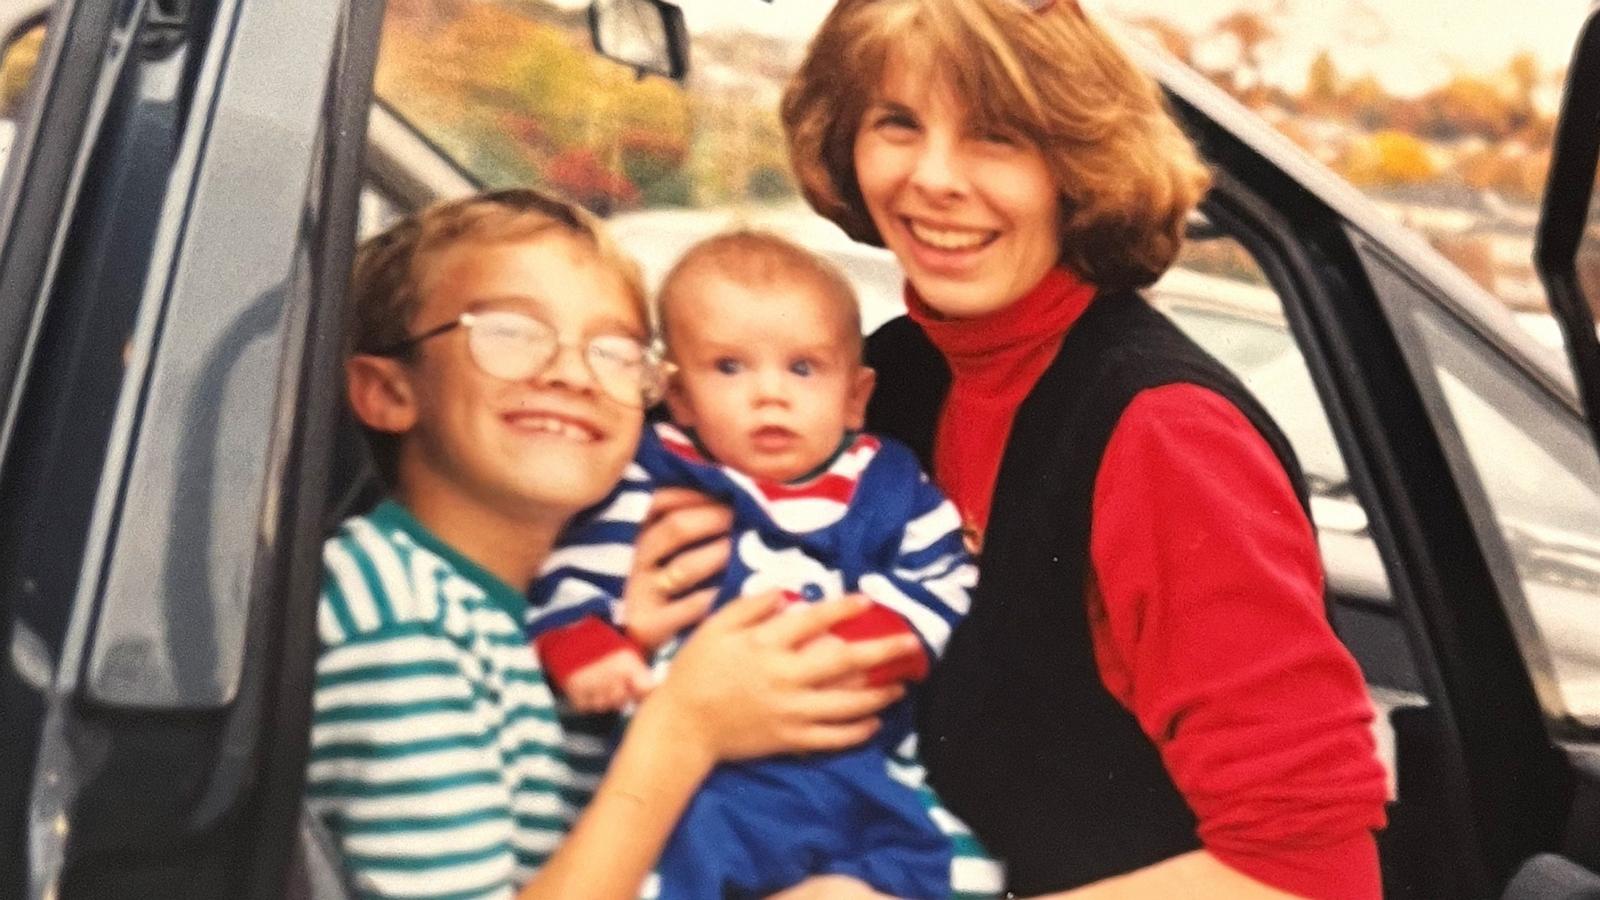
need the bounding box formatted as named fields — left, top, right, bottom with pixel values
left=1212, top=9, right=1277, bottom=106
left=1126, top=16, right=1195, bottom=63
left=1336, top=130, right=1437, bottom=186
left=1422, top=74, right=1515, bottom=141
left=1303, top=50, right=1340, bottom=115
left=1341, top=74, right=1391, bottom=130
left=0, top=24, right=43, bottom=119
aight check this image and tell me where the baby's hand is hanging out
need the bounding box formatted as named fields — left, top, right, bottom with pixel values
left=561, top=649, right=655, bottom=713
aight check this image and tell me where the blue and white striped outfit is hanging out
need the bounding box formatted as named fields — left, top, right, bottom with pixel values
left=529, top=424, right=987, bottom=900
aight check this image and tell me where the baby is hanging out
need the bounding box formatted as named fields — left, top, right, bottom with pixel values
left=527, top=230, right=976, bottom=900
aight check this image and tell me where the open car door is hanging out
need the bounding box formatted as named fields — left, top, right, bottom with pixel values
left=0, top=0, right=380, bottom=897
left=1504, top=2, right=1600, bottom=897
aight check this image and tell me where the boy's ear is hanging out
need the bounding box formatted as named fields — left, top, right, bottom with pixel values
left=846, top=365, right=876, bottom=430
left=663, top=373, right=697, bottom=427
left=346, top=354, right=419, bottom=435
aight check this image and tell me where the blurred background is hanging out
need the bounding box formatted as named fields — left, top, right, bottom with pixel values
left=373, top=0, right=1591, bottom=341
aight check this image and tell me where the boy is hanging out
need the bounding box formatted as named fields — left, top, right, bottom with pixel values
left=306, top=189, right=659, bottom=897
left=526, top=231, right=977, bottom=899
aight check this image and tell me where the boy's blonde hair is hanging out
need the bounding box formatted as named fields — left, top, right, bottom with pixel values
left=346, top=189, right=645, bottom=483
left=657, top=229, right=864, bottom=360
left=347, top=188, right=646, bottom=359
left=781, top=0, right=1211, bottom=290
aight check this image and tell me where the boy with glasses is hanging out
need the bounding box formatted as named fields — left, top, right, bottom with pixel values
left=308, top=189, right=665, bottom=897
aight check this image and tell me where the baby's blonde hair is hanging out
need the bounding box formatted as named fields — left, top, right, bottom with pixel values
left=657, top=230, right=863, bottom=360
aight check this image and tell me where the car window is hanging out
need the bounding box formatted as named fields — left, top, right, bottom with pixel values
left=358, top=183, right=404, bottom=239
left=0, top=18, right=46, bottom=184
left=1406, top=302, right=1600, bottom=727
left=374, top=2, right=795, bottom=214
left=1115, top=3, right=1592, bottom=359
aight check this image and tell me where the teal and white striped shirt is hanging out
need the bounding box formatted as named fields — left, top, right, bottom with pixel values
left=308, top=501, right=602, bottom=899
left=308, top=500, right=1002, bottom=898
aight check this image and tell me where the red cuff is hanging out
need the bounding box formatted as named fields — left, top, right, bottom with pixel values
left=1211, top=831, right=1381, bottom=900
left=829, top=603, right=930, bottom=685
left=534, top=616, right=637, bottom=691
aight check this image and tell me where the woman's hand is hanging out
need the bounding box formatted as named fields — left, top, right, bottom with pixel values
left=639, top=589, right=920, bottom=765
left=620, top=488, right=732, bottom=650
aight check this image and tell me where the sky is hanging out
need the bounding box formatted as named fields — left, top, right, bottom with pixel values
left=609, top=0, right=1593, bottom=98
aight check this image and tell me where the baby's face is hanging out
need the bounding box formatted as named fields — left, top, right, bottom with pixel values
left=665, top=272, right=874, bottom=482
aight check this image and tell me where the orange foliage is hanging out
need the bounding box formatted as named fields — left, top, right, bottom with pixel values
left=1337, top=130, right=1437, bottom=186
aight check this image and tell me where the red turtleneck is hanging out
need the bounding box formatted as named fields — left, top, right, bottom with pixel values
left=909, top=269, right=1388, bottom=900
left=906, top=268, right=1096, bottom=548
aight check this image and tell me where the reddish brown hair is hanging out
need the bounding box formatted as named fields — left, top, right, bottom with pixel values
left=781, top=0, right=1211, bottom=289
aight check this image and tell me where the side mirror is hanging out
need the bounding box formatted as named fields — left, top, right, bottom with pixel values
left=587, top=0, right=689, bottom=82
left=1535, top=4, right=1600, bottom=454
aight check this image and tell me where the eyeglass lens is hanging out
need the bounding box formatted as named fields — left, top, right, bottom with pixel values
left=463, top=310, right=659, bottom=406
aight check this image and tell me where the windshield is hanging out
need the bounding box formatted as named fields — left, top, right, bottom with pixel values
left=372, top=0, right=1600, bottom=728
left=376, top=1, right=809, bottom=212
left=376, top=0, right=1588, bottom=352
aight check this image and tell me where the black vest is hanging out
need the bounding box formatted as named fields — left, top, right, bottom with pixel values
left=865, top=288, right=1312, bottom=896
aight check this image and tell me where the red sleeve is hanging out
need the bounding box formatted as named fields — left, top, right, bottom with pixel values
left=533, top=616, right=640, bottom=691
left=830, top=603, right=930, bottom=685
left=1089, top=384, right=1389, bottom=900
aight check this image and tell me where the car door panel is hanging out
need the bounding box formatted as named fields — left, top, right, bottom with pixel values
left=0, top=0, right=381, bottom=896
left=83, top=0, right=348, bottom=711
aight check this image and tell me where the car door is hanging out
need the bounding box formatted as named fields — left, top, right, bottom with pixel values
left=0, top=0, right=381, bottom=897
left=1504, top=2, right=1600, bottom=893
left=1130, top=8, right=1600, bottom=894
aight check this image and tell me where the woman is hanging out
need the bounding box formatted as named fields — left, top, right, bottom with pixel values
left=776, top=0, right=1390, bottom=896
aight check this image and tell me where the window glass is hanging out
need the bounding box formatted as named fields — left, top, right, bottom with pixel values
left=1581, top=161, right=1600, bottom=323
left=357, top=183, right=404, bottom=239
left=1109, top=1, right=1592, bottom=356
left=1408, top=305, right=1600, bottom=726
left=374, top=1, right=913, bottom=328
left=375, top=1, right=799, bottom=214
left=0, top=19, right=47, bottom=180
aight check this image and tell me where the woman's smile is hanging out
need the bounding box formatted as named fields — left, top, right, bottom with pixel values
left=896, top=215, right=1005, bottom=276
left=904, top=218, right=999, bottom=253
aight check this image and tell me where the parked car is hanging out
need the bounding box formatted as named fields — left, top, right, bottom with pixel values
left=2, top=0, right=1600, bottom=898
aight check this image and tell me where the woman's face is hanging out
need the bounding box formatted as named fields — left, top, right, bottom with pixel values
left=853, top=55, right=1063, bottom=319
